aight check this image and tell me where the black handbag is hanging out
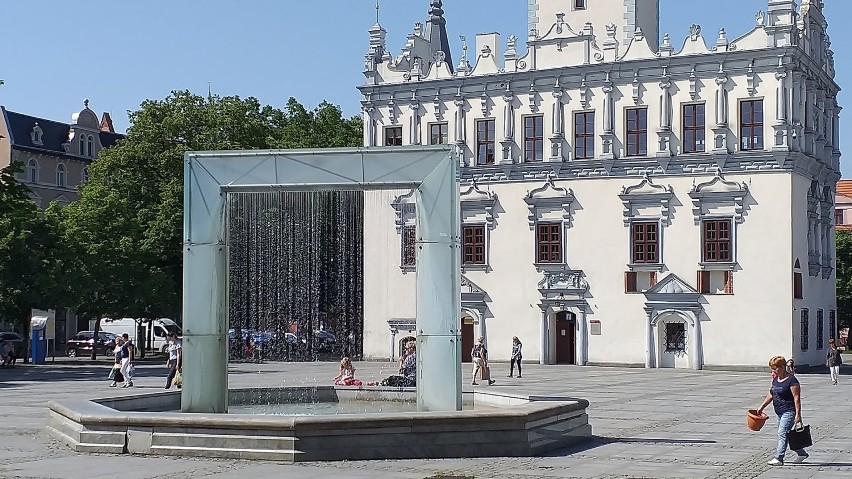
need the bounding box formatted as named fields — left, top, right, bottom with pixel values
left=787, top=423, right=813, bottom=450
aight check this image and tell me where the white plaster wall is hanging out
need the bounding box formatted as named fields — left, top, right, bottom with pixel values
left=362, top=189, right=417, bottom=360
left=363, top=170, right=808, bottom=367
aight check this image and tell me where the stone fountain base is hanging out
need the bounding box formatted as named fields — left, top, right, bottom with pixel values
left=46, top=387, right=591, bottom=462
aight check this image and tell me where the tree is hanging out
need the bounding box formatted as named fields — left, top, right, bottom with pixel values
left=0, top=162, right=67, bottom=332
left=835, top=230, right=852, bottom=332
left=62, top=91, right=362, bottom=352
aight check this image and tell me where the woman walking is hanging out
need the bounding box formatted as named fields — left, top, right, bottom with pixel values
left=827, top=338, right=843, bottom=385
left=508, top=337, right=522, bottom=378
left=109, top=337, right=125, bottom=387
left=755, top=356, right=809, bottom=466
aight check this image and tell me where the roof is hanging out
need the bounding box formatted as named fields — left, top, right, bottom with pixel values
left=1, top=106, right=124, bottom=160
left=837, top=179, right=852, bottom=200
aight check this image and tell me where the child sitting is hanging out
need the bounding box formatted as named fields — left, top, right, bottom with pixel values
left=333, top=357, right=362, bottom=386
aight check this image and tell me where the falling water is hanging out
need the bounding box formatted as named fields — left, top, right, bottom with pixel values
left=227, top=190, right=364, bottom=364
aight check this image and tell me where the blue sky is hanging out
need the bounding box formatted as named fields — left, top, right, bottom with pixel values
left=2, top=1, right=850, bottom=173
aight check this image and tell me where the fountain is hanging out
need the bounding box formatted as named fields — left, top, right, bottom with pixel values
left=46, top=146, right=591, bottom=461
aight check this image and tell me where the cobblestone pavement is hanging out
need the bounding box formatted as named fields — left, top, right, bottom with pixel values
left=0, top=359, right=850, bottom=479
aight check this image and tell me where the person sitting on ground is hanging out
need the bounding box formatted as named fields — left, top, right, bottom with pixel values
left=333, top=357, right=362, bottom=386
left=380, top=341, right=417, bottom=387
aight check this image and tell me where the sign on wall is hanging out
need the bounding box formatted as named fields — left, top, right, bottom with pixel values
left=590, top=320, right=602, bottom=336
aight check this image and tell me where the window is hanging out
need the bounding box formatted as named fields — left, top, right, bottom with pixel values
left=384, top=126, right=403, bottom=146
left=27, top=160, right=38, bottom=183
left=631, top=221, right=658, bottom=264
left=574, top=112, right=594, bottom=159
left=665, top=322, right=686, bottom=352
left=80, top=136, right=87, bottom=156
left=87, top=135, right=95, bottom=157
left=793, top=272, right=803, bottom=299
left=683, top=104, right=706, bottom=153
left=429, top=123, right=448, bottom=145
left=817, top=309, right=824, bottom=350
left=462, top=225, right=486, bottom=265
left=536, top=222, right=562, bottom=264
left=836, top=209, right=844, bottom=226
left=697, top=270, right=733, bottom=294
left=82, top=168, right=89, bottom=183
left=524, top=115, right=544, bottom=162
left=574, top=0, right=586, bottom=9
left=829, top=310, right=836, bottom=340
left=702, top=219, right=732, bottom=262
left=625, top=108, right=648, bottom=156
left=624, top=271, right=657, bottom=293
left=56, top=164, right=67, bottom=187
left=740, top=100, right=764, bottom=151
left=401, top=225, right=416, bottom=267
left=800, top=309, right=809, bottom=351
left=476, top=119, right=496, bottom=165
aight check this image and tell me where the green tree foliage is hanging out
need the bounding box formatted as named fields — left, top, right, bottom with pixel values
left=835, top=229, right=852, bottom=332
left=62, top=91, right=362, bottom=324
left=0, top=162, right=67, bottom=329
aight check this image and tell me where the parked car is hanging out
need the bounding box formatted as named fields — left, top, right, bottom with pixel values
left=0, top=332, right=25, bottom=357
left=65, top=331, right=117, bottom=357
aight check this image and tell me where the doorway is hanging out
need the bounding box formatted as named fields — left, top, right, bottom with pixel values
left=555, top=311, right=576, bottom=365
left=461, top=317, right=474, bottom=362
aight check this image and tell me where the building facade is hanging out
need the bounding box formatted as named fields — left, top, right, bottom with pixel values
left=0, top=101, right=123, bottom=341
left=359, top=0, right=840, bottom=369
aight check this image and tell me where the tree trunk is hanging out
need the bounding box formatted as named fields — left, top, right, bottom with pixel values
left=91, top=317, right=101, bottom=360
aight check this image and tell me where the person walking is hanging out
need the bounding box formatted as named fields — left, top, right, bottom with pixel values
left=756, top=355, right=809, bottom=466
left=109, top=337, right=126, bottom=387
left=119, top=333, right=135, bottom=387
left=165, top=332, right=182, bottom=389
left=827, top=338, right=843, bottom=385
left=471, top=337, right=495, bottom=386
left=508, top=337, right=523, bottom=378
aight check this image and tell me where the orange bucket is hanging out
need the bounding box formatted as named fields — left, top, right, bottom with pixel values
left=747, top=409, right=769, bottom=431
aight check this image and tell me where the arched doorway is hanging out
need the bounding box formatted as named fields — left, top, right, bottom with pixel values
left=555, top=311, right=576, bottom=365
left=656, top=313, right=689, bottom=369
left=461, top=316, right=475, bottom=362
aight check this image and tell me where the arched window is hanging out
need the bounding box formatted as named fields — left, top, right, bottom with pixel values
left=81, top=167, right=89, bottom=183
left=80, top=136, right=87, bottom=156
left=87, top=135, right=95, bottom=157
left=27, top=159, right=39, bottom=183
left=56, top=164, right=67, bottom=187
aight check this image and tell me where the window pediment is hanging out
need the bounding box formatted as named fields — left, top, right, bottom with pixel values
left=460, top=179, right=497, bottom=229
left=619, top=173, right=674, bottom=226
left=391, top=189, right=416, bottom=232
left=688, top=171, right=748, bottom=224
left=524, top=174, right=574, bottom=228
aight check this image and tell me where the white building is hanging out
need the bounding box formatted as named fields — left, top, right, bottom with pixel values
left=357, top=0, right=841, bottom=370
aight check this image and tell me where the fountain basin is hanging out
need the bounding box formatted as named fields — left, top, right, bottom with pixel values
left=46, top=387, right=591, bottom=461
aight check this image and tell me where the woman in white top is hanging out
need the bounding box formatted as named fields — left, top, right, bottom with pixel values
left=165, top=332, right=182, bottom=389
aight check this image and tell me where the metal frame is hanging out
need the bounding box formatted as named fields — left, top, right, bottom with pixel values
left=182, top=146, right=462, bottom=413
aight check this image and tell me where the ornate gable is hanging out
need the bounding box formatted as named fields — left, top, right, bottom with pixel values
left=524, top=174, right=574, bottom=228
left=645, top=273, right=697, bottom=295
left=460, top=178, right=497, bottom=228
left=619, top=173, right=674, bottom=226
left=688, top=171, right=749, bottom=224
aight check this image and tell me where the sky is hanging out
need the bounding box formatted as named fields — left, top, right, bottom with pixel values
left=2, top=0, right=851, bottom=175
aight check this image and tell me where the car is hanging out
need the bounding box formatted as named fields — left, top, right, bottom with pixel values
left=0, top=332, right=25, bottom=357
left=65, top=331, right=117, bottom=357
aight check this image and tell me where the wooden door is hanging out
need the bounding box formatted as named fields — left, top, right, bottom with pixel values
left=555, top=312, right=576, bottom=365
left=461, top=318, right=474, bottom=363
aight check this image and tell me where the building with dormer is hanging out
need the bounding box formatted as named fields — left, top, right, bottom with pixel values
left=0, top=101, right=123, bottom=208
left=358, top=0, right=841, bottom=370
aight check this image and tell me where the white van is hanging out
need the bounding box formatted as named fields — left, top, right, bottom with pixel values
left=93, top=318, right=182, bottom=353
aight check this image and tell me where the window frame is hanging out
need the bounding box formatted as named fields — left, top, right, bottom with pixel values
left=56, top=163, right=67, bottom=188
left=401, top=224, right=417, bottom=268
left=27, top=159, right=39, bottom=183
left=702, top=218, right=733, bottom=263
left=800, top=309, right=809, bottom=351
left=739, top=99, right=764, bottom=151
left=535, top=221, right=563, bottom=264
left=817, top=309, right=824, bottom=350
left=829, top=310, right=836, bottom=340
left=462, top=224, right=487, bottom=266
left=87, top=135, right=95, bottom=157
left=574, top=0, right=587, bottom=10
left=664, top=322, right=686, bottom=352
left=523, top=114, right=544, bottom=162
left=573, top=111, right=595, bottom=160
left=476, top=119, right=496, bottom=165
left=631, top=220, right=660, bottom=264
left=429, top=122, right=449, bottom=145
left=625, top=107, right=648, bottom=157
left=384, top=126, right=403, bottom=147
left=682, top=103, right=706, bottom=153
left=836, top=209, right=844, bottom=226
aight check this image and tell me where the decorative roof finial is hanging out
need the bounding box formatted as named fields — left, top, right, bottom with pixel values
left=84, top=99, right=89, bottom=109
left=375, top=0, right=380, bottom=24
